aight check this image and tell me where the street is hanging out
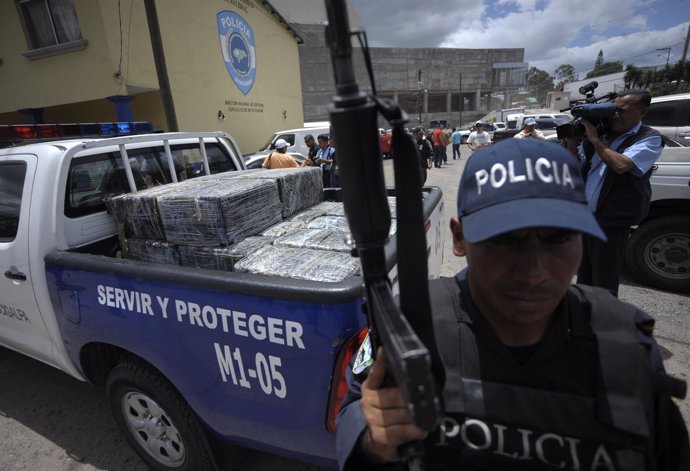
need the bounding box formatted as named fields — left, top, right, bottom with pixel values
left=0, top=150, right=687, bottom=471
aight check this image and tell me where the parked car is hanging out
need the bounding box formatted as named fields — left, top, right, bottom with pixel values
left=644, top=93, right=690, bottom=146
left=245, top=126, right=330, bottom=161
left=493, top=117, right=571, bottom=142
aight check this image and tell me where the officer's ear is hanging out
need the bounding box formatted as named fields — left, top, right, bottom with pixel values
left=450, top=217, right=467, bottom=257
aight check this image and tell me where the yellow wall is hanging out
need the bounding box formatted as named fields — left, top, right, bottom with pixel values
left=0, top=1, right=138, bottom=111
left=155, top=0, right=305, bottom=152
left=0, top=0, right=303, bottom=153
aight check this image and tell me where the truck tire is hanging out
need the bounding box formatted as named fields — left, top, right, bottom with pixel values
left=107, top=359, right=216, bottom=471
left=625, top=216, right=690, bottom=294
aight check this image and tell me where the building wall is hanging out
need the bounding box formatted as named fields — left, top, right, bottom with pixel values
left=296, top=24, right=525, bottom=129
left=0, top=0, right=304, bottom=153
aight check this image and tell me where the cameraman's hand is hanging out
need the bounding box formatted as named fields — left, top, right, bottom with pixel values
left=581, top=119, right=600, bottom=143
left=359, top=348, right=428, bottom=463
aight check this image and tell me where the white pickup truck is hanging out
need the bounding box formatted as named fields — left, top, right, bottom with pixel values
left=0, top=131, right=445, bottom=470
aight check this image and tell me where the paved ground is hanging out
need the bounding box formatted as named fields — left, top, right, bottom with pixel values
left=0, top=148, right=687, bottom=470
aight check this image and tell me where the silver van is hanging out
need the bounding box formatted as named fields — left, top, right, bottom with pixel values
left=645, top=93, right=690, bottom=146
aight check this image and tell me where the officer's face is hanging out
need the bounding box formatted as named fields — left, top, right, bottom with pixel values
left=451, top=219, right=581, bottom=341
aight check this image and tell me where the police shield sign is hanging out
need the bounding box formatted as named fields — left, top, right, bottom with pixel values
left=218, top=11, right=256, bottom=95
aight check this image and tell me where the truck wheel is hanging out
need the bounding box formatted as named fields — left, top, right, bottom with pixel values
left=107, top=359, right=216, bottom=471
left=625, top=216, right=690, bottom=294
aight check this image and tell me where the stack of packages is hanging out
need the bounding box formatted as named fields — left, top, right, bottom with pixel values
left=107, top=167, right=386, bottom=282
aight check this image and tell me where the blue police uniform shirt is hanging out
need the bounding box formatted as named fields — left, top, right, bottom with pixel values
left=577, top=121, right=663, bottom=213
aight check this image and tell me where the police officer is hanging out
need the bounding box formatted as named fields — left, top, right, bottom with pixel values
left=336, top=139, right=688, bottom=470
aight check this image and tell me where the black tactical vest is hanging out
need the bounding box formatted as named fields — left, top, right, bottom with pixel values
left=582, top=125, right=663, bottom=226
left=423, top=276, right=662, bottom=471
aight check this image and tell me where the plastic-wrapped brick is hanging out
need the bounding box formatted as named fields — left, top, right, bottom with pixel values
left=157, top=179, right=282, bottom=245
left=107, top=184, right=186, bottom=240
left=288, top=205, right=328, bottom=223
left=234, top=246, right=360, bottom=282
left=312, top=201, right=345, bottom=216
left=125, top=239, right=180, bottom=265
left=178, top=245, right=237, bottom=271
left=273, top=229, right=331, bottom=249
left=260, top=220, right=306, bottom=238
left=237, top=167, right=323, bottom=218
left=226, top=236, right=275, bottom=259
left=306, top=215, right=351, bottom=232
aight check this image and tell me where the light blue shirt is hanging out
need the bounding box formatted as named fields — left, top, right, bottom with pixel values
left=317, top=146, right=335, bottom=170
left=452, top=130, right=462, bottom=145
left=578, top=122, right=663, bottom=212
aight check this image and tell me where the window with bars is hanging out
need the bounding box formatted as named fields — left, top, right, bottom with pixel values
left=19, top=0, right=82, bottom=50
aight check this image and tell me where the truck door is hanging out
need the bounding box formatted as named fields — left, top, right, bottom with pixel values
left=0, top=155, right=52, bottom=360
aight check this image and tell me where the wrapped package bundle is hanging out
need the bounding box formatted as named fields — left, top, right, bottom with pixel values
left=273, top=228, right=331, bottom=249
left=312, top=200, right=346, bottom=217
left=288, top=205, right=328, bottom=223
left=178, top=245, right=236, bottom=271
left=275, top=228, right=352, bottom=253
left=234, top=246, right=360, bottom=282
left=125, top=239, right=180, bottom=265
left=107, top=184, right=184, bottom=240
left=157, top=179, right=282, bottom=245
left=238, top=168, right=323, bottom=218
left=260, top=220, right=306, bottom=238
left=226, top=236, right=275, bottom=259
left=306, top=215, right=351, bottom=232
left=319, top=230, right=353, bottom=252
left=295, top=250, right=360, bottom=282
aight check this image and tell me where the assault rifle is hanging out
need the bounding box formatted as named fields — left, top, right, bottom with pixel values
left=323, top=0, right=444, bottom=467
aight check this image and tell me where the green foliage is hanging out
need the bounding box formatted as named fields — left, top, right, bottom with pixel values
left=554, top=64, right=577, bottom=88
left=586, top=61, right=624, bottom=78
left=526, top=66, right=555, bottom=102
left=622, top=61, right=688, bottom=96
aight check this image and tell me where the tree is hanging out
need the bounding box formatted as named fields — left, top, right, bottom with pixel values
left=594, top=50, right=604, bottom=68
left=624, top=64, right=642, bottom=89
left=554, top=64, right=577, bottom=88
left=526, top=67, right=555, bottom=103
left=586, top=61, right=623, bottom=78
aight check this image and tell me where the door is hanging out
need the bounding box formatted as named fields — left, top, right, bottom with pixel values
left=0, top=155, right=52, bottom=359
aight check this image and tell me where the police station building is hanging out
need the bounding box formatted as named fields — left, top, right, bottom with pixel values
left=0, top=0, right=305, bottom=153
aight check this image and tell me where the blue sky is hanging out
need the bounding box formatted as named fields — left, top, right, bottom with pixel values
left=349, top=0, right=690, bottom=78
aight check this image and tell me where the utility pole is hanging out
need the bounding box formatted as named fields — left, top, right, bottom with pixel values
left=417, top=69, right=424, bottom=126
left=144, top=0, right=178, bottom=132
left=458, top=72, right=463, bottom=127
left=678, top=23, right=690, bottom=91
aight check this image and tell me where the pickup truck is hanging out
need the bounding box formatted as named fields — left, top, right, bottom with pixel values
left=0, top=131, right=445, bottom=470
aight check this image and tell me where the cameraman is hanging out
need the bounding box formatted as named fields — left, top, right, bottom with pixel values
left=575, top=89, right=663, bottom=297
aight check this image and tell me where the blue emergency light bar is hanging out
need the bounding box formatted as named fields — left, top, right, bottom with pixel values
left=0, top=121, right=156, bottom=145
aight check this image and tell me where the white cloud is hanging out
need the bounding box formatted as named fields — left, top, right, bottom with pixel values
left=349, top=0, right=686, bottom=78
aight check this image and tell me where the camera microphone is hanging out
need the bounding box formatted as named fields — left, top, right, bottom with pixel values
left=579, top=81, right=598, bottom=95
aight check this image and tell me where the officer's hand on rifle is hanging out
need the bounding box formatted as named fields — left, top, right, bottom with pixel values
left=359, top=348, right=428, bottom=463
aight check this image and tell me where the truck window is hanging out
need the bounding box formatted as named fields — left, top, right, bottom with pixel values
left=65, top=142, right=238, bottom=219
left=157, top=143, right=237, bottom=180
left=0, top=162, right=27, bottom=242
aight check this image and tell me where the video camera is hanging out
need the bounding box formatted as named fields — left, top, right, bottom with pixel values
left=556, top=81, right=618, bottom=140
